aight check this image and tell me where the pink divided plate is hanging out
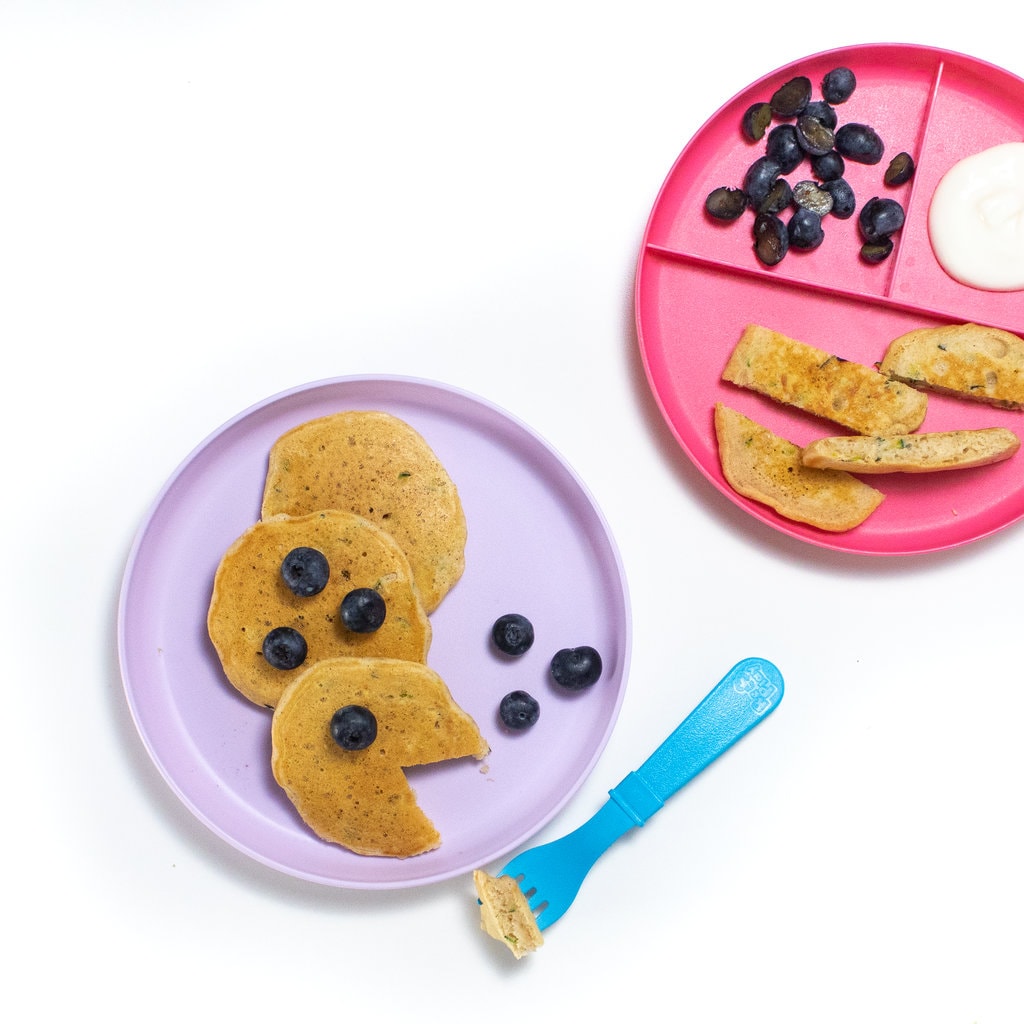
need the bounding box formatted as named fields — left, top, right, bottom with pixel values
left=117, top=376, right=630, bottom=889
left=636, top=43, right=1024, bottom=554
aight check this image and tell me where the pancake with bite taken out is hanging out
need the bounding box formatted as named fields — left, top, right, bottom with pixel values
left=271, top=656, right=489, bottom=858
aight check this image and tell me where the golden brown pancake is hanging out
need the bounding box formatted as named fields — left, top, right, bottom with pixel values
left=207, top=510, right=431, bottom=708
left=714, top=404, right=884, bottom=531
left=260, top=411, right=466, bottom=612
left=801, top=427, right=1020, bottom=473
left=271, top=657, right=489, bottom=858
left=879, top=323, right=1024, bottom=409
left=722, top=322, right=928, bottom=435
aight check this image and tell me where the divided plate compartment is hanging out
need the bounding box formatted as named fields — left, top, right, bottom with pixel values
left=636, top=43, right=1024, bottom=555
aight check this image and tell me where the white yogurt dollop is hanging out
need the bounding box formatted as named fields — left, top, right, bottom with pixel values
left=928, top=141, right=1024, bottom=291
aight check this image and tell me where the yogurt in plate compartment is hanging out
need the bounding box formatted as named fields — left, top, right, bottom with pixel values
left=928, top=141, right=1024, bottom=291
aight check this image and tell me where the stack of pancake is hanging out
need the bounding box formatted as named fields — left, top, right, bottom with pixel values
left=207, top=410, right=488, bottom=859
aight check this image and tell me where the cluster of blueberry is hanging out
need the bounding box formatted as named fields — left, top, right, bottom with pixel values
left=490, top=613, right=603, bottom=732
left=263, top=545, right=390, bottom=751
left=261, top=546, right=389, bottom=675
left=265, top=547, right=606, bottom=746
left=705, top=65, right=914, bottom=266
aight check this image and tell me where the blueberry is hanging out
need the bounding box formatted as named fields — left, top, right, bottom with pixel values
left=280, top=546, right=330, bottom=597
left=803, top=99, right=837, bottom=131
left=330, top=705, right=377, bottom=750
left=757, top=177, right=793, bottom=216
left=705, top=186, right=747, bottom=222
left=752, top=212, right=789, bottom=266
left=499, top=690, right=540, bottom=731
left=765, top=124, right=804, bottom=174
left=861, top=238, right=894, bottom=264
left=821, top=67, right=856, bottom=104
left=821, top=177, right=856, bottom=219
left=858, top=196, right=905, bottom=243
left=550, top=646, right=603, bottom=691
left=491, top=613, right=535, bottom=656
left=795, top=115, right=834, bottom=157
left=262, top=626, right=307, bottom=670
left=340, top=588, right=386, bottom=633
left=884, top=151, right=915, bottom=187
left=770, top=75, right=811, bottom=119
left=788, top=207, right=825, bottom=250
left=835, top=122, right=884, bottom=165
left=792, top=180, right=833, bottom=217
left=743, top=156, right=781, bottom=211
left=741, top=101, right=773, bottom=142
left=810, top=150, right=845, bottom=182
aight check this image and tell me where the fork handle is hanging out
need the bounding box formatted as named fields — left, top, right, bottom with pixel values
left=608, top=657, right=784, bottom=826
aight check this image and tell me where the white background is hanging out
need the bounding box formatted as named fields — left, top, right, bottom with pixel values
left=3, top=3, right=1021, bottom=1022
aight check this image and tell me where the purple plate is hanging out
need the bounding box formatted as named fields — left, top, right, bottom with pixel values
left=117, top=376, right=631, bottom=889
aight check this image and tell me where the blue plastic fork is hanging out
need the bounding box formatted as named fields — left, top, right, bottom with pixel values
left=498, top=657, right=784, bottom=931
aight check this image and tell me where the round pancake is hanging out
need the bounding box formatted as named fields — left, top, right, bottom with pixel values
left=207, top=510, right=431, bottom=708
left=271, top=657, right=489, bottom=858
left=259, top=411, right=467, bottom=613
